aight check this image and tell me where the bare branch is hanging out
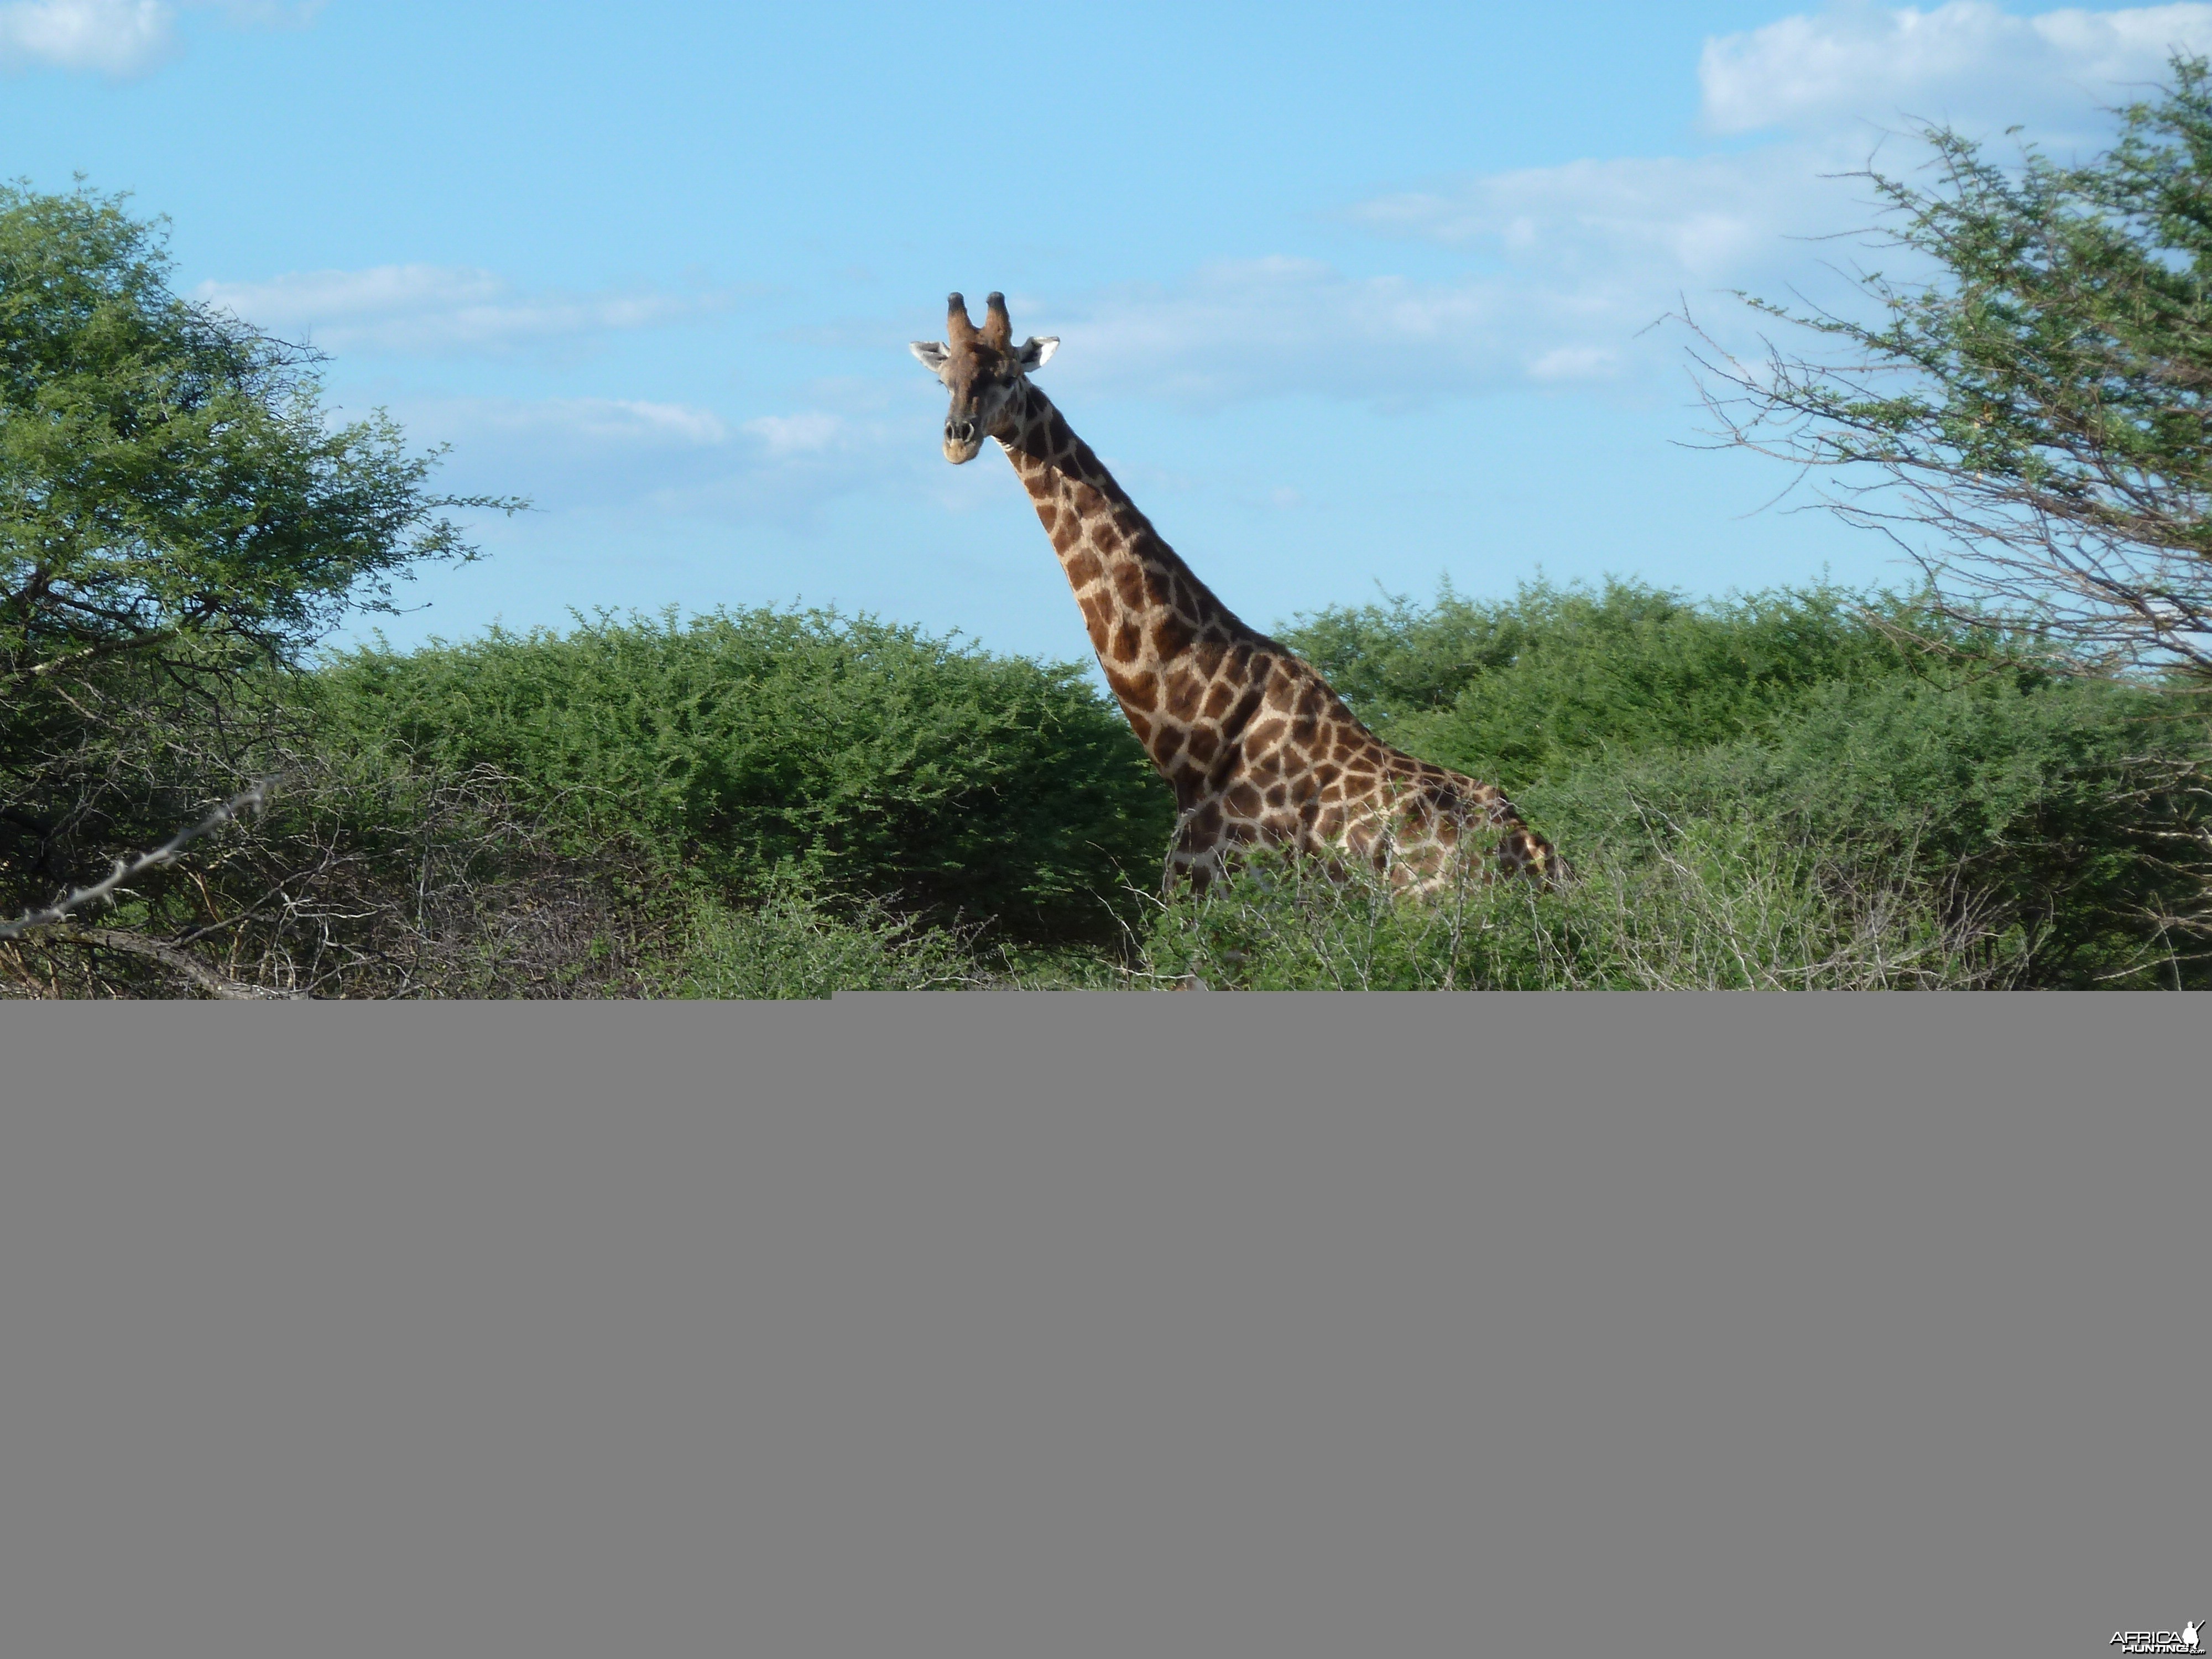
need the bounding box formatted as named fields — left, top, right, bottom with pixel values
left=0, top=780, right=278, bottom=941
left=50, top=927, right=301, bottom=999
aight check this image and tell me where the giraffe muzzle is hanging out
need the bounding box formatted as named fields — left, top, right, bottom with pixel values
left=943, top=416, right=982, bottom=463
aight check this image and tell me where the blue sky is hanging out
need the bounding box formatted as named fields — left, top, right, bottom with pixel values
left=6, top=0, right=2210, bottom=662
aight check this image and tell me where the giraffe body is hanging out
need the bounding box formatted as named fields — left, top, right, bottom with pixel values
left=914, top=293, right=1562, bottom=894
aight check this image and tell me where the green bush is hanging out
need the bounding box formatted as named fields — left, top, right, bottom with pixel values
left=311, top=607, right=1176, bottom=940
left=17, top=576, right=2200, bottom=998
left=1131, top=828, right=2028, bottom=992
left=1284, top=579, right=2209, bottom=987
left=1282, top=578, right=2010, bottom=787
left=631, top=820, right=2036, bottom=993
left=655, top=882, right=989, bottom=998
left=1530, top=676, right=2206, bottom=986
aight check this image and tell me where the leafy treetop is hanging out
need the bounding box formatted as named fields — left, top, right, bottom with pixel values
left=0, top=181, right=518, bottom=688
left=1697, top=55, right=2212, bottom=680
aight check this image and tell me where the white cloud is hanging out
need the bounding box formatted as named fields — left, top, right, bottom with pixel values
left=1527, top=345, right=1624, bottom=383
left=376, top=389, right=922, bottom=528
left=0, top=0, right=316, bottom=76
left=195, top=264, right=736, bottom=358
left=1355, top=145, right=1862, bottom=284
left=393, top=394, right=723, bottom=458
left=745, top=4, right=2207, bottom=439
left=702, top=403, right=917, bottom=520
left=609, top=399, right=728, bottom=446
left=0, top=0, right=174, bottom=75
left=503, top=397, right=728, bottom=448
left=1700, top=2, right=2212, bottom=136
left=378, top=394, right=732, bottom=513
left=1044, top=4, right=2203, bottom=411
left=202, top=0, right=321, bottom=24
left=1041, top=259, right=1538, bottom=408
left=1040, top=142, right=1882, bottom=410
left=742, top=411, right=844, bottom=457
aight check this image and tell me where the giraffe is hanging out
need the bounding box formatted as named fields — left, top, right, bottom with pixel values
left=911, top=291, right=1564, bottom=895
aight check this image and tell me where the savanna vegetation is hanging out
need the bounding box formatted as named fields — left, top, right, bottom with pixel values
left=10, top=59, right=2212, bottom=997
left=7, top=575, right=2204, bottom=995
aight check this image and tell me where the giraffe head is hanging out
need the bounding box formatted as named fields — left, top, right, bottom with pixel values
left=910, top=291, right=1058, bottom=463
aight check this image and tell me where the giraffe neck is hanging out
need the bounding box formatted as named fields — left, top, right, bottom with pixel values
left=997, top=380, right=1283, bottom=780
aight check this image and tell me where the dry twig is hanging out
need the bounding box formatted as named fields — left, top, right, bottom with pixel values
left=0, top=780, right=277, bottom=942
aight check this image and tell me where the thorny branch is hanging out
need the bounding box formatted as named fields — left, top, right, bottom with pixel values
left=0, top=779, right=276, bottom=941
left=47, top=926, right=299, bottom=999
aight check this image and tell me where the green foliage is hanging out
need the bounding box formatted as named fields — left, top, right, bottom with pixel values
left=1798, top=68, right=2212, bottom=511
left=312, top=607, right=1177, bottom=940
left=1708, top=56, right=2212, bottom=676
left=8, top=571, right=2202, bottom=995
left=1274, top=576, right=1532, bottom=726
left=1283, top=579, right=2208, bottom=986
left=1133, top=831, right=2029, bottom=992
left=0, top=182, right=514, bottom=930
left=0, top=182, right=510, bottom=680
left=656, top=881, right=988, bottom=998
left=1532, top=675, right=2205, bottom=985
left=1282, top=578, right=1964, bottom=789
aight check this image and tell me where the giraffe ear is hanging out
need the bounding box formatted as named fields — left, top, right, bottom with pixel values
left=1018, top=335, right=1058, bottom=372
left=910, top=341, right=951, bottom=377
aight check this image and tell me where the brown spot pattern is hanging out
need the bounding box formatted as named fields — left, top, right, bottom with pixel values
left=1164, top=669, right=1203, bottom=722
left=1152, top=611, right=1194, bottom=660
left=1110, top=561, right=1147, bottom=612
left=1105, top=666, right=1157, bottom=709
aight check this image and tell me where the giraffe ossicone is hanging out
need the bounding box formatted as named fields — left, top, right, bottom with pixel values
left=911, top=290, right=1565, bottom=894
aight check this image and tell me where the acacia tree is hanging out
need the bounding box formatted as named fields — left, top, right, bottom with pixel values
left=1695, top=56, right=2212, bottom=682
left=1, top=181, right=514, bottom=685
left=1, top=182, right=519, bottom=956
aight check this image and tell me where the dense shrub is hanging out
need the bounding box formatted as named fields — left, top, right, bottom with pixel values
left=1133, top=831, right=2029, bottom=992
left=1281, top=579, right=2208, bottom=987
left=312, top=607, right=1176, bottom=940
left=655, top=882, right=994, bottom=999
left=1530, top=676, right=2205, bottom=985
left=1, top=721, right=683, bottom=1000
left=1281, top=578, right=2004, bottom=787
left=12, top=578, right=2203, bottom=998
